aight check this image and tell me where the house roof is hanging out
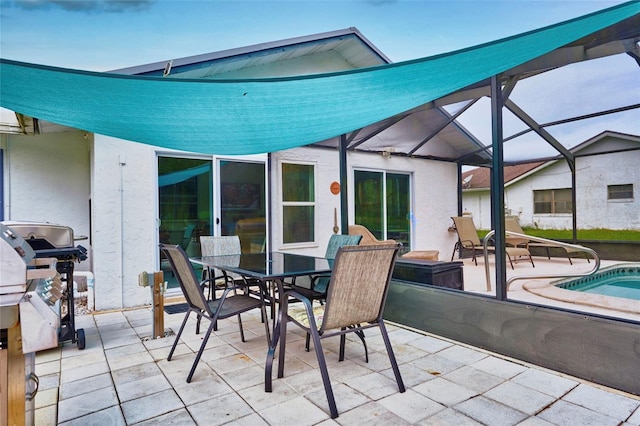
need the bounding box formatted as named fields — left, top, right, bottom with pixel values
left=111, top=28, right=391, bottom=78
left=1, top=2, right=638, bottom=165
left=462, top=162, right=545, bottom=190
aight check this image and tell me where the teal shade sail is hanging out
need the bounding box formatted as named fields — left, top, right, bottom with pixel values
left=1, top=2, right=638, bottom=155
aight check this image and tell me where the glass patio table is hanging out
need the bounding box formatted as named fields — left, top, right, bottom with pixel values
left=190, top=251, right=331, bottom=392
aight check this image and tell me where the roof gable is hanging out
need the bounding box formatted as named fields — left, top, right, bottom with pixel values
left=112, top=28, right=391, bottom=78
left=572, top=131, right=640, bottom=156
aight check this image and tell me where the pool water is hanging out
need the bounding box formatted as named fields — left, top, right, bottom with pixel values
left=555, top=264, right=640, bottom=301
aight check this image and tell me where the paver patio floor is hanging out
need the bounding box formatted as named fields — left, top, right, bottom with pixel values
left=34, top=293, right=640, bottom=425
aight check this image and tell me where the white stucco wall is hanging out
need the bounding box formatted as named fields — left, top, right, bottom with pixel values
left=462, top=144, right=640, bottom=231
left=460, top=189, right=489, bottom=230
left=2, top=130, right=465, bottom=311
left=576, top=150, right=640, bottom=230
left=270, top=147, right=459, bottom=259
left=1, top=131, right=92, bottom=270
left=91, top=135, right=159, bottom=310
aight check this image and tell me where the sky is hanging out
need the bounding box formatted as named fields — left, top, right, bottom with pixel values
left=0, top=0, right=630, bottom=70
left=1, top=0, right=638, bottom=161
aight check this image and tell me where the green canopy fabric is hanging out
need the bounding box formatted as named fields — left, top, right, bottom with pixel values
left=1, top=2, right=638, bottom=155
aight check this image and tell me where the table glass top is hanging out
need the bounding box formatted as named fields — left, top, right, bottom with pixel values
left=193, top=252, right=331, bottom=279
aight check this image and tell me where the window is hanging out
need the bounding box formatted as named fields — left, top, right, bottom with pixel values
left=608, top=184, right=633, bottom=200
left=533, top=189, right=572, bottom=214
left=354, top=170, right=411, bottom=248
left=281, top=162, right=315, bottom=244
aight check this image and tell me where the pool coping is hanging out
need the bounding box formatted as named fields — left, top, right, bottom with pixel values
left=523, top=279, right=640, bottom=315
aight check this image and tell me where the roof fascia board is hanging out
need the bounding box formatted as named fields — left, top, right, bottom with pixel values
left=110, top=27, right=390, bottom=75
left=570, top=130, right=640, bottom=153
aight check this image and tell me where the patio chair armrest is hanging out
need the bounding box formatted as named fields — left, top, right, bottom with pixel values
left=459, top=238, right=476, bottom=248
left=309, top=273, right=331, bottom=287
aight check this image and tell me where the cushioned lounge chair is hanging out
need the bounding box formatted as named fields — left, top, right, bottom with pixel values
left=505, top=217, right=589, bottom=264
left=450, top=216, right=534, bottom=269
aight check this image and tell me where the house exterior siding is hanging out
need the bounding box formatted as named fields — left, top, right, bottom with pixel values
left=462, top=134, right=640, bottom=232
left=2, top=129, right=458, bottom=310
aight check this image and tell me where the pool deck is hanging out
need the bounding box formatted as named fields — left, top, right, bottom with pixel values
left=461, top=255, right=640, bottom=322
left=33, top=257, right=640, bottom=425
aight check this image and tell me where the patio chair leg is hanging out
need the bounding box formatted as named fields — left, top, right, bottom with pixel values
left=338, top=327, right=368, bottom=363
left=379, top=321, right=405, bottom=393
left=353, top=327, right=369, bottom=363
left=168, top=310, right=191, bottom=361
left=277, top=299, right=289, bottom=379
left=237, top=314, right=245, bottom=342
left=305, top=333, right=311, bottom=352
left=187, top=320, right=216, bottom=383
left=265, top=312, right=281, bottom=392
left=310, top=328, right=338, bottom=418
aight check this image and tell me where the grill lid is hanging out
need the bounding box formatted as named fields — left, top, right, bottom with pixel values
left=1, top=221, right=74, bottom=248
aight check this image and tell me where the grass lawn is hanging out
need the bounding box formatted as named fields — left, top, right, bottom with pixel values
left=478, top=228, right=640, bottom=241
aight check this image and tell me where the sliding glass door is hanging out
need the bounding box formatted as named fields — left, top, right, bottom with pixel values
left=354, top=170, right=411, bottom=249
left=219, top=160, right=266, bottom=253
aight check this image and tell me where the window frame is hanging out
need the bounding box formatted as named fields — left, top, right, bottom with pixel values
left=280, top=160, right=316, bottom=247
left=533, top=188, right=573, bottom=215
left=607, top=184, right=633, bottom=201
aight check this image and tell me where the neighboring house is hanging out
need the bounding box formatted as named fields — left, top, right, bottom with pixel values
left=1, top=29, right=463, bottom=310
left=462, top=131, right=640, bottom=231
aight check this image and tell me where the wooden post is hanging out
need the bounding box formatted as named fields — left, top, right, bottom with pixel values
left=0, top=348, right=7, bottom=426
left=2, top=324, right=25, bottom=426
left=153, top=271, right=164, bottom=339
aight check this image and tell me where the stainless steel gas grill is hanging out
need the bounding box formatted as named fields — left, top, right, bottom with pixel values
left=1, top=221, right=88, bottom=350
left=1, top=223, right=65, bottom=425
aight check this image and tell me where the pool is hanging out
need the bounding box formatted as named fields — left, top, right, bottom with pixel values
left=554, top=264, right=640, bottom=301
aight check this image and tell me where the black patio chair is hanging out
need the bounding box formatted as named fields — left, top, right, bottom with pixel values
left=161, top=244, right=270, bottom=383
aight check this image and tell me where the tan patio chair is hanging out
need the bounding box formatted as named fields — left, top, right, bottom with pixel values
left=286, top=234, right=364, bottom=355
left=199, top=235, right=243, bottom=301
left=277, top=244, right=405, bottom=418
left=505, top=217, right=589, bottom=264
left=348, top=224, right=396, bottom=246
left=450, top=216, right=534, bottom=269
left=161, top=244, right=269, bottom=383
